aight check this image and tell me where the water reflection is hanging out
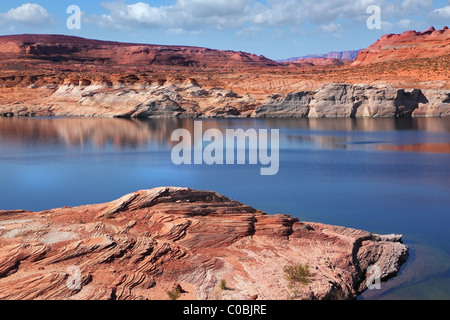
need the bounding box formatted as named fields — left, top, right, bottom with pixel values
left=378, top=143, right=450, bottom=154
left=0, top=117, right=186, bottom=149
left=0, top=117, right=449, bottom=153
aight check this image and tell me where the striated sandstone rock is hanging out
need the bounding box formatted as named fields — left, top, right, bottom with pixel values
left=0, top=187, right=408, bottom=300
left=253, top=92, right=312, bottom=118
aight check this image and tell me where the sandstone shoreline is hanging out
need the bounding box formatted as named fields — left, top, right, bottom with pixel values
left=0, top=187, right=409, bottom=300
left=1, top=81, right=448, bottom=119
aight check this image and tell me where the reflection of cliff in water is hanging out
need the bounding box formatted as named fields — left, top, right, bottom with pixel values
left=0, top=117, right=449, bottom=150
left=261, top=117, right=450, bottom=133
left=378, top=143, right=450, bottom=154
left=0, top=117, right=194, bottom=149
left=276, top=118, right=450, bottom=151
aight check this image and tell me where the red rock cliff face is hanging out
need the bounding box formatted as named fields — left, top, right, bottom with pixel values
left=0, top=34, right=278, bottom=69
left=0, top=187, right=408, bottom=300
left=353, top=26, right=450, bottom=66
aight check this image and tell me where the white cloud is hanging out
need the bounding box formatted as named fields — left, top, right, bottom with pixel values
left=90, top=0, right=441, bottom=34
left=428, top=5, right=450, bottom=24
left=381, top=18, right=426, bottom=31
left=96, top=1, right=170, bottom=29
left=251, top=1, right=303, bottom=26
left=92, top=0, right=303, bottom=31
left=301, top=0, right=364, bottom=24
left=301, top=0, right=433, bottom=24
left=95, top=0, right=254, bottom=31
left=320, top=22, right=342, bottom=33
left=177, top=0, right=252, bottom=18
left=0, top=3, right=51, bottom=27
left=236, top=26, right=263, bottom=38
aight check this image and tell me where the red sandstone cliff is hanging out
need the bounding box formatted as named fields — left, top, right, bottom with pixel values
left=0, top=34, right=277, bottom=69
left=353, top=26, right=450, bottom=66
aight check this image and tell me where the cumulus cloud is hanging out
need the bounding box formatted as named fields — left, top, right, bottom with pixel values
left=381, top=18, right=426, bottom=31
left=89, top=0, right=439, bottom=34
left=96, top=1, right=169, bottom=29
left=251, top=1, right=303, bottom=26
left=0, top=3, right=51, bottom=27
left=428, top=5, right=450, bottom=24
left=90, top=0, right=304, bottom=32
left=320, top=22, right=342, bottom=33
left=178, top=0, right=253, bottom=18
left=236, top=26, right=263, bottom=38
left=93, top=0, right=254, bottom=31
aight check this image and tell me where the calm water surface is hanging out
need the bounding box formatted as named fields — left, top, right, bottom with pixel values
left=0, top=116, right=449, bottom=300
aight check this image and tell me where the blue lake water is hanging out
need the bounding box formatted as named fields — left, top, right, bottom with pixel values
left=0, top=116, right=449, bottom=300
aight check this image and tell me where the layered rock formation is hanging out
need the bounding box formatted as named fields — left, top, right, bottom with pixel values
left=353, top=26, right=450, bottom=66
left=254, top=84, right=450, bottom=118
left=1, top=81, right=447, bottom=118
left=0, top=34, right=277, bottom=69
left=0, top=78, right=257, bottom=118
left=0, top=187, right=408, bottom=300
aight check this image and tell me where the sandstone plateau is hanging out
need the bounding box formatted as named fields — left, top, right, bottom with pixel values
left=0, top=27, right=449, bottom=118
left=0, top=187, right=408, bottom=300
left=0, top=34, right=277, bottom=69
left=279, top=50, right=360, bottom=63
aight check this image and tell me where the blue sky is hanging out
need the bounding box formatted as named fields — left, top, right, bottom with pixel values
left=0, top=0, right=449, bottom=60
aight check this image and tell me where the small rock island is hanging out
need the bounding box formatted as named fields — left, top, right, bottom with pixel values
left=0, top=187, right=408, bottom=300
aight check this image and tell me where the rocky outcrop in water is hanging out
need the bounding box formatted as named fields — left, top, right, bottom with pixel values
left=0, top=187, right=408, bottom=300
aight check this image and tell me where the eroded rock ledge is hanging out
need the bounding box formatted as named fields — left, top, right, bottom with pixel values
left=254, top=83, right=450, bottom=118
left=0, top=81, right=449, bottom=118
left=0, top=187, right=408, bottom=300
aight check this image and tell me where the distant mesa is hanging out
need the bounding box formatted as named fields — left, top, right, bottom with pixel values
left=278, top=50, right=361, bottom=66
left=0, top=34, right=278, bottom=69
